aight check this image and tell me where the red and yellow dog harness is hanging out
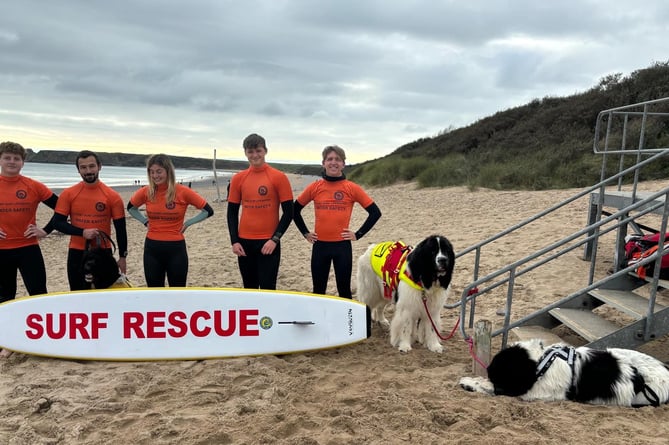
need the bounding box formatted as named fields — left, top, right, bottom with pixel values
left=370, top=241, right=423, bottom=300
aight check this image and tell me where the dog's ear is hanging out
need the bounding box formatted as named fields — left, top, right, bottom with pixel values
left=408, top=241, right=435, bottom=289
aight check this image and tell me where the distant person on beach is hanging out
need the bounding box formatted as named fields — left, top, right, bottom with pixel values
left=127, top=154, right=214, bottom=287
left=0, top=141, right=58, bottom=301
left=293, top=145, right=381, bottom=299
left=52, top=150, right=128, bottom=291
left=227, top=133, right=293, bottom=289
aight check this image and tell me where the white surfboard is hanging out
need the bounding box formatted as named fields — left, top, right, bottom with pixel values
left=0, top=288, right=371, bottom=361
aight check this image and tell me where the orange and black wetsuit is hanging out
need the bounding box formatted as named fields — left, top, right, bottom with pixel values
left=0, top=175, right=58, bottom=301
left=226, top=164, right=293, bottom=289
left=53, top=181, right=127, bottom=291
left=129, top=183, right=213, bottom=287
left=293, top=174, right=381, bottom=298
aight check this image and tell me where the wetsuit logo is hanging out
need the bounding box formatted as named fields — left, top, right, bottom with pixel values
left=334, top=191, right=344, bottom=200
left=16, top=190, right=27, bottom=199
left=258, top=186, right=268, bottom=196
left=95, top=202, right=106, bottom=212
left=166, top=202, right=176, bottom=210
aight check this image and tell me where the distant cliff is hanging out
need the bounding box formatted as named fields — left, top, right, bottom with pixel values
left=25, top=149, right=322, bottom=175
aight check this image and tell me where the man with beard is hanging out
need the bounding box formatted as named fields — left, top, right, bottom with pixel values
left=53, top=150, right=128, bottom=290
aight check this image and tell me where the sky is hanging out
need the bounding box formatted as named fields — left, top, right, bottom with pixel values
left=1, top=1, right=668, bottom=165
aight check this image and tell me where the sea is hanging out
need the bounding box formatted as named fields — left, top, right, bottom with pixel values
left=21, top=162, right=234, bottom=190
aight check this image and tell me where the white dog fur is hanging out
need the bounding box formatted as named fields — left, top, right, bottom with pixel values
left=459, top=339, right=669, bottom=407
left=356, top=235, right=454, bottom=353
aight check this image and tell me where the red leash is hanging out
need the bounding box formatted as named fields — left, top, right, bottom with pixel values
left=421, top=296, right=459, bottom=341
left=421, top=296, right=489, bottom=369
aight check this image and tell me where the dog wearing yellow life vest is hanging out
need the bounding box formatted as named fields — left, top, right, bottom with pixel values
left=356, top=235, right=454, bottom=353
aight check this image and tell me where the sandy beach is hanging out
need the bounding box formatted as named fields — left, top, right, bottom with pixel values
left=3, top=176, right=669, bottom=444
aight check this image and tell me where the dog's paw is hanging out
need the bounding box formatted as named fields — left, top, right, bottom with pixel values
left=379, top=319, right=390, bottom=330
left=397, top=342, right=412, bottom=353
left=426, top=342, right=443, bottom=353
left=458, top=377, right=478, bottom=392
left=458, top=376, right=494, bottom=395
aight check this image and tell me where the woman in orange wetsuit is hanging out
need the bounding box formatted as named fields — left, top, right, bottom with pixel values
left=127, top=154, right=214, bottom=287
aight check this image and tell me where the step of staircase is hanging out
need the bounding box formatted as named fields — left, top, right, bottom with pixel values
left=629, top=272, right=669, bottom=289
left=548, top=308, right=619, bottom=342
left=509, top=325, right=566, bottom=346
left=589, top=288, right=666, bottom=319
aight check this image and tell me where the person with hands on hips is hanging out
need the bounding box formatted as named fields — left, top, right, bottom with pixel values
left=127, top=154, right=213, bottom=287
left=293, top=145, right=381, bottom=299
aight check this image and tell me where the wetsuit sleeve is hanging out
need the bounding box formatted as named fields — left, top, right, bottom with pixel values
left=292, top=200, right=310, bottom=236
left=52, top=212, right=85, bottom=237
left=272, top=200, right=293, bottom=241
left=354, top=202, right=381, bottom=240
left=126, top=202, right=148, bottom=226
left=41, top=193, right=59, bottom=234
left=184, top=203, right=214, bottom=228
left=227, top=202, right=241, bottom=244
left=113, top=217, right=128, bottom=257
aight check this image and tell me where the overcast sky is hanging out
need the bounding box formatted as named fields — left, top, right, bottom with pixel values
left=1, top=1, right=667, bottom=164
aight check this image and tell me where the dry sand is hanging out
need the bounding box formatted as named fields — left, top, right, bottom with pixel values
left=2, top=176, right=669, bottom=444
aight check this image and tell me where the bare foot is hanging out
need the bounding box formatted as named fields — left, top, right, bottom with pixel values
left=0, top=348, right=13, bottom=358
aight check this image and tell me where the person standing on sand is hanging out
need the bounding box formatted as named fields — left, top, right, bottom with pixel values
left=0, top=141, right=60, bottom=358
left=52, top=150, right=128, bottom=291
left=0, top=141, right=59, bottom=302
left=127, top=154, right=214, bottom=287
left=227, top=133, right=293, bottom=290
left=293, top=145, right=381, bottom=299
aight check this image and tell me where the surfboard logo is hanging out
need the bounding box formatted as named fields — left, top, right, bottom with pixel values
left=259, top=316, right=273, bottom=330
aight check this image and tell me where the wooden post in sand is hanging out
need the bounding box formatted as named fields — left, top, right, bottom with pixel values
left=212, top=149, right=222, bottom=202
left=472, top=319, right=492, bottom=377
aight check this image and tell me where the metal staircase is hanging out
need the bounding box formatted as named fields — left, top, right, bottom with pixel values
left=453, top=97, right=669, bottom=349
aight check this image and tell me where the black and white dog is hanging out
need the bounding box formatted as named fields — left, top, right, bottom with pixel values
left=82, top=248, right=132, bottom=289
left=459, top=339, right=669, bottom=407
left=356, top=235, right=455, bottom=353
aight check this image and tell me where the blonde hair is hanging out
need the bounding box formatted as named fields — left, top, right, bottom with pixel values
left=146, top=154, right=176, bottom=203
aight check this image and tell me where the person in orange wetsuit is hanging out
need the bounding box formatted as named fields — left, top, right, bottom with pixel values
left=226, top=133, right=293, bottom=290
left=127, top=154, right=213, bottom=287
left=293, top=145, right=381, bottom=299
left=52, top=150, right=128, bottom=291
left=0, top=141, right=58, bottom=302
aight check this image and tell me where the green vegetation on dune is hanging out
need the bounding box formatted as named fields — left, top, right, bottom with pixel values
left=348, top=61, right=669, bottom=190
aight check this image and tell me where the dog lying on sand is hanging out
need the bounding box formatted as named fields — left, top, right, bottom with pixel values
left=459, top=339, right=669, bottom=407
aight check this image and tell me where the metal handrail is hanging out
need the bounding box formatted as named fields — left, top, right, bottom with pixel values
left=454, top=96, right=669, bottom=348
left=457, top=188, right=669, bottom=343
